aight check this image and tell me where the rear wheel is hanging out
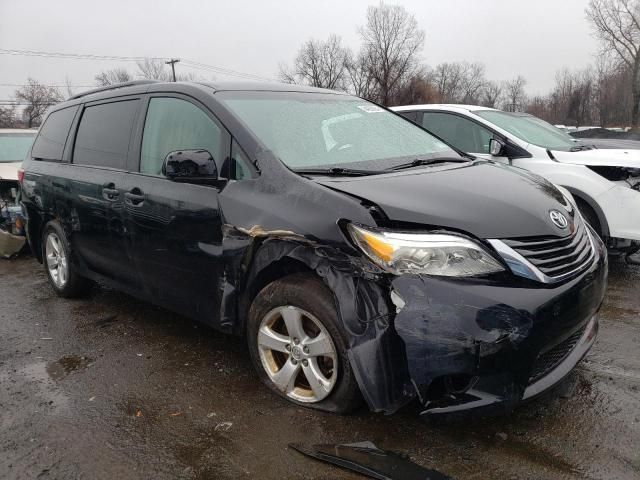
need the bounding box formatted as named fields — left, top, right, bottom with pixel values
left=247, top=273, right=361, bottom=413
left=42, top=221, right=93, bottom=298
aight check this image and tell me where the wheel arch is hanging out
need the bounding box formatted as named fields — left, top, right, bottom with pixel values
left=237, top=249, right=318, bottom=336
left=23, top=205, right=52, bottom=263
left=563, top=186, right=610, bottom=238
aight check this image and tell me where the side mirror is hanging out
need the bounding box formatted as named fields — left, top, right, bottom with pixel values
left=489, top=138, right=505, bottom=156
left=162, top=149, right=218, bottom=184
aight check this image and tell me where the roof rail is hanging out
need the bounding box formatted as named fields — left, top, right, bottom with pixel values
left=68, top=80, right=161, bottom=100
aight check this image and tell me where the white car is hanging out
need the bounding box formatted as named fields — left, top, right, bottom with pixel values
left=392, top=105, right=640, bottom=255
left=0, top=129, right=37, bottom=236
left=0, top=128, right=37, bottom=181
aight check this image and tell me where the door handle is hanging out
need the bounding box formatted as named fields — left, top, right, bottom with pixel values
left=124, top=188, right=145, bottom=206
left=102, top=182, right=119, bottom=201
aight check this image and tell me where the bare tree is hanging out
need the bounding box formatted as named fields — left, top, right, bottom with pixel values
left=279, top=35, right=350, bottom=89
left=360, top=2, right=425, bottom=105
left=0, top=106, right=16, bottom=128
left=14, top=79, right=62, bottom=128
left=594, top=54, right=633, bottom=126
left=344, top=50, right=377, bottom=98
left=459, top=62, right=487, bottom=104
left=64, top=76, right=75, bottom=98
left=429, top=62, right=465, bottom=103
left=526, top=95, right=549, bottom=119
left=95, top=68, right=133, bottom=86
left=394, top=70, right=438, bottom=105
left=481, top=80, right=503, bottom=108
left=503, top=75, right=527, bottom=111
left=586, top=0, right=640, bottom=129
left=136, top=58, right=171, bottom=81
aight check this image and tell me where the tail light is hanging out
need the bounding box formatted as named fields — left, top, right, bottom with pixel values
left=17, top=168, right=24, bottom=184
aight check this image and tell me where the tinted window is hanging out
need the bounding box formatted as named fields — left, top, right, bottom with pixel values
left=398, top=111, right=418, bottom=123
left=0, top=131, right=37, bottom=162
left=31, top=107, right=77, bottom=161
left=140, top=98, right=222, bottom=176
left=422, top=112, right=492, bottom=154
left=73, top=100, right=139, bottom=169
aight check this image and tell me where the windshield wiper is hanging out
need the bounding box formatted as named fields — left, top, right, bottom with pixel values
left=293, top=167, right=385, bottom=176
left=570, top=144, right=593, bottom=152
left=388, top=157, right=471, bottom=171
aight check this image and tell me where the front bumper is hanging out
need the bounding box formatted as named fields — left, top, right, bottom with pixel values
left=599, top=183, right=640, bottom=242
left=423, top=314, right=598, bottom=415
left=347, top=233, right=607, bottom=415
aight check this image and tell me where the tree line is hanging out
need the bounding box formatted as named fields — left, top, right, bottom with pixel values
left=0, top=59, right=197, bottom=128
left=2, top=0, right=640, bottom=130
left=279, top=0, right=640, bottom=129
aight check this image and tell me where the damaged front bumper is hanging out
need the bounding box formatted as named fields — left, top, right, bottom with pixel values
left=423, top=314, right=598, bottom=415
left=345, top=234, right=607, bottom=416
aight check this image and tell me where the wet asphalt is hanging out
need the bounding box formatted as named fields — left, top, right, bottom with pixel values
left=0, top=256, right=638, bottom=480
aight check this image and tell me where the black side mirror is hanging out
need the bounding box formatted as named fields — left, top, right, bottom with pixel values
left=489, top=138, right=505, bottom=156
left=162, top=149, right=218, bottom=184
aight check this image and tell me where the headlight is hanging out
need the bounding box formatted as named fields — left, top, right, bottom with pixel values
left=347, top=224, right=505, bottom=276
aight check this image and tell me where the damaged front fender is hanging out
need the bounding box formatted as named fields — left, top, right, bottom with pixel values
left=225, top=230, right=413, bottom=413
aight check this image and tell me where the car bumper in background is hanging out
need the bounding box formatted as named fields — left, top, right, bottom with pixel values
left=599, top=183, right=640, bottom=242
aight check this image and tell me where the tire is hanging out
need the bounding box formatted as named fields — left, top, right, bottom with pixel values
left=575, top=198, right=602, bottom=238
left=247, top=273, right=362, bottom=414
left=42, top=221, right=93, bottom=298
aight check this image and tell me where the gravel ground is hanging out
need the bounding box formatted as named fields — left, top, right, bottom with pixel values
left=1, top=256, right=638, bottom=480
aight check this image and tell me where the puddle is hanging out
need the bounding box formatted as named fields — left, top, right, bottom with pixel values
left=46, top=355, right=92, bottom=380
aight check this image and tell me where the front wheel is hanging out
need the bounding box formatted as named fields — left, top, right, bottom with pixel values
left=42, top=221, right=93, bottom=298
left=247, top=273, right=361, bottom=413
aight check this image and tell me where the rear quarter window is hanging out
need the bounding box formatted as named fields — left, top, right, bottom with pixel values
left=73, top=100, right=140, bottom=170
left=31, top=106, right=78, bottom=161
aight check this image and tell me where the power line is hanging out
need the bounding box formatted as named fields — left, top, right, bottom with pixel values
left=180, top=59, right=273, bottom=81
left=0, top=48, right=166, bottom=62
left=0, top=48, right=274, bottom=82
left=0, top=83, right=94, bottom=88
left=0, top=102, right=59, bottom=106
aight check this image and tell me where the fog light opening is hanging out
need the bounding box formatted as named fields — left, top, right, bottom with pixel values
left=444, top=374, right=478, bottom=395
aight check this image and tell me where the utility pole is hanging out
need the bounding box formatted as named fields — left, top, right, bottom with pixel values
left=165, top=58, right=180, bottom=82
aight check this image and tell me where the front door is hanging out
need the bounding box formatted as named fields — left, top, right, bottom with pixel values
left=122, top=95, right=230, bottom=324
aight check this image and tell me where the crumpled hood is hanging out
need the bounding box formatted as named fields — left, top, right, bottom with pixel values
left=0, top=162, right=20, bottom=181
left=315, top=162, right=574, bottom=239
left=551, top=148, right=640, bottom=168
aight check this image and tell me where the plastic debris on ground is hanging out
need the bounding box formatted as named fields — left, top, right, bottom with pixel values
left=289, top=441, right=452, bottom=480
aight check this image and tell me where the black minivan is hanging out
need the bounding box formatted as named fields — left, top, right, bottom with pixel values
left=21, top=80, right=606, bottom=415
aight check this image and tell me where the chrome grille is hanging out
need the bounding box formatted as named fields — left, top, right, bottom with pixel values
left=529, top=326, right=585, bottom=383
left=501, top=216, right=594, bottom=280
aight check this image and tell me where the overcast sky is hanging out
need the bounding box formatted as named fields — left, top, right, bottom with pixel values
left=0, top=0, right=598, bottom=101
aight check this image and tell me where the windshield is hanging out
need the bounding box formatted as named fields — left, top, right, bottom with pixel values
left=219, top=92, right=458, bottom=171
left=476, top=110, right=577, bottom=151
left=0, top=131, right=37, bottom=162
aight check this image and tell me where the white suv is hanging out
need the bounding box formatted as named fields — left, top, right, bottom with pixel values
left=392, top=105, right=640, bottom=255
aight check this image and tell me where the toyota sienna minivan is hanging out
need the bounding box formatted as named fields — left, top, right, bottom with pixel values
left=20, top=81, right=607, bottom=416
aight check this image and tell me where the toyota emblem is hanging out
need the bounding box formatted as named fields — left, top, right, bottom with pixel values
left=549, top=210, right=568, bottom=229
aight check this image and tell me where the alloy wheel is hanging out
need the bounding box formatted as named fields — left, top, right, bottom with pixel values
left=257, top=305, right=338, bottom=403
left=45, top=232, right=68, bottom=288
